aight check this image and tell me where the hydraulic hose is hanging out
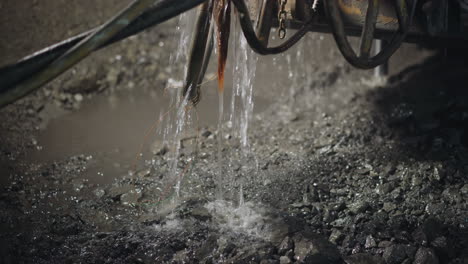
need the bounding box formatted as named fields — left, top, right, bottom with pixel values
left=231, top=0, right=315, bottom=55
left=324, top=0, right=418, bottom=69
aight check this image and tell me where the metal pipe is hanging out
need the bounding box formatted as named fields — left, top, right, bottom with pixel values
left=359, top=0, right=380, bottom=59
left=183, top=2, right=214, bottom=105
left=373, top=39, right=389, bottom=77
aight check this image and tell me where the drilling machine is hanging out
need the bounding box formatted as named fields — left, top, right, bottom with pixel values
left=0, top=0, right=467, bottom=108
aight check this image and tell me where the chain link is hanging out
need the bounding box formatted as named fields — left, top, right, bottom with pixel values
left=278, top=0, right=288, bottom=39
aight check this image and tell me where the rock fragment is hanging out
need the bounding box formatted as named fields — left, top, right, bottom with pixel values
left=279, top=256, right=292, bottom=264
left=413, top=247, right=439, bottom=264
left=364, top=235, right=376, bottom=249
left=382, top=244, right=407, bottom=264
left=348, top=201, right=370, bottom=214
left=344, top=253, right=384, bottom=264
left=278, top=236, right=294, bottom=255
left=293, top=234, right=342, bottom=264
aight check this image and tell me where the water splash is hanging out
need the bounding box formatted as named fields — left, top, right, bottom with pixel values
left=205, top=200, right=273, bottom=238
left=238, top=184, right=244, bottom=206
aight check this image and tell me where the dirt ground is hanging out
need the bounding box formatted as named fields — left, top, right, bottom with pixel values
left=1, top=2, right=468, bottom=264
left=0, top=0, right=132, bottom=67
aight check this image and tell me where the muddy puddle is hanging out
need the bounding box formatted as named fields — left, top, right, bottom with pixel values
left=18, top=33, right=336, bottom=189
left=25, top=84, right=272, bottom=186
left=20, top=35, right=327, bottom=188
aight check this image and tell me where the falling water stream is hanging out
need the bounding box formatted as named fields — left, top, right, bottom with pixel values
left=160, top=12, right=321, bottom=206
left=20, top=9, right=333, bottom=220
left=160, top=10, right=197, bottom=200
left=217, top=91, right=224, bottom=198
left=228, top=31, right=258, bottom=205
left=159, top=8, right=262, bottom=204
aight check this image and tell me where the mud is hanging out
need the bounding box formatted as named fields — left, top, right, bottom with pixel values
left=1, top=7, right=468, bottom=264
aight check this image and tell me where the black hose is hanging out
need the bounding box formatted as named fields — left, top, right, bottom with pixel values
left=324, top=0, right=418, bottom=69
left=231, top=0, right=314, bottom=55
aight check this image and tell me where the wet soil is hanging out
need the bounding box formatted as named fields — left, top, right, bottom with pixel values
left=0, top=9, right=467, bottom=264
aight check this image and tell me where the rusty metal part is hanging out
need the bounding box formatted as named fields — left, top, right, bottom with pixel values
left=214, top=0, right=231, bottom=93
left=337, top=0, right=401, bottom=31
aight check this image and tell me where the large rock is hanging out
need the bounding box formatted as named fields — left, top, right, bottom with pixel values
left=364, top=235, right=377, bottom=249
left=195, top=235, right=217, bottom=261
left=347, top=201, right=370, bottom=215
left=278, top=236, right=294, bottom=255
left=227, top=248, right=260, bottom=263
left=175, top=198, right=211, bottom=221
left=280, top=256, right=293, bottom=264
left=329, top=229, right=344, bottom=245
left=382, top=244, right=407, bottom=264
left=412, top=218, right=443, bottom=246
left=293, top=234, right=342, bottom=263
left=430, top=236, right=451, bottom=260
left=413, top=247, right=439, bottom=264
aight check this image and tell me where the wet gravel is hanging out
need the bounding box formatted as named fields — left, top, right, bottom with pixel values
left=1, top=20, right=468, bottom=264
